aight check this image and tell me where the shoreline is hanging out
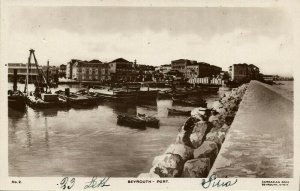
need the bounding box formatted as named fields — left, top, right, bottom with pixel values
left=138, top=83, right=248, bottom=178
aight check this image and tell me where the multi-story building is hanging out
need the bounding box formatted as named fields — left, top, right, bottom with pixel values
left=229, top=63, right=260, bottom=82
left=109, top=58, right=137, bottom=82
left=7, top=63, right=40, bottom=83
left=59, top=64, right=67, bottom=78
left=198, top=62, right=212, bottom=77
left=186, top=64, right=199, bottom=79
left=159, top=64, right=172, bottom=74
left=8, top=63, right=39, bottom=77
left=210, top=65, right=222, bottom=77
left=171, top=59, right=191, bottom=76
left=66, top=59, right=80, bottom=79
left=72, top=60, right=103, bottom=81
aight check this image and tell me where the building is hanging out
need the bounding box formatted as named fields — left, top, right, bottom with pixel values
left=59, top=64, right=67, bottom=78
left=186, top=64, right=199, bottom=79
left=171, top=59, right=191, bottom=76
left=109, top=58, right=137, bottom=82
left=8, top=63, right=39, bottom=77
left=229, top=63, right=260, bottom=83
left=66, top=59, right=80, bottom=79
left=66, top=59, right=109, bottom=81
left=159, top=64, right=172, bottom=74
left=136, top=64, right=155, bottom=81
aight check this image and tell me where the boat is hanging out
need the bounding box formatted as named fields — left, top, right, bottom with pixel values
left=55, top=89, right=97, bottom=108
left=95, top=89, right=138, bottom=102
left=8, top=90, right=26, bottom=110
left=172, top=97, right=207, bottom=107
left=137, top=113, right=159, bottom=128
left=117, top=114, right=146, bottom=129
left=157, top=90, right=172, bottom=99
left=75, top=89, right=103, bottom=102
left=167, top=108, right=191, bottom=116
left=8, top=69, right=26, bottom=110
left=137, top=90, right=159, bottom=101
left=23, top=49, right=68, bottom=109
left=25, top=92, right=68, bottom=109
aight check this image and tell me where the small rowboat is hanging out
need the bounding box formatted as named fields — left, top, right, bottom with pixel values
left=167, top=108, right=191, bottom=116
left=117, top=114, right=146, bottom=129
left=137, top=113, right=159, bottom=128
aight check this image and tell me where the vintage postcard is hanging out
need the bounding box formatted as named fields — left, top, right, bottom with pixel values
left=0, top=0, right=299, bottom=190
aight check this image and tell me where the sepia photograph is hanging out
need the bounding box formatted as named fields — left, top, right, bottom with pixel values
left=0, top=0, right=299, bottom=190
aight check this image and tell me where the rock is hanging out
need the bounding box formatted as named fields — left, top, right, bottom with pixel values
left=205, top=130, right=226, bottom=149
left=137, top=172, right=160, bottom=178
left=208, top=114, right=224, bottom=129
left=152, top=154, right=184, bottom=177
left=183, top=117, right=200, bottom=132
left=220, top=124, right=230, bottom=132
left=165, top=144, right=194, bottom=162
left=211, top=101, right=223, bottom=110
left=216, top=107, right=228, bottom=115
left=175, top=130, right=194, bottom=148
left=182, top=158, right=210, bottom=177
left=190, top=121, right=212, bottom=148
left=191, top=107, right=210, bottom=121
left=194, top=141, right=219, bottom=164
left=224, top=115, right=235, bottom=126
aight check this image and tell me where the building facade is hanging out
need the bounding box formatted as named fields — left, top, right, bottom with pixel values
left=186, top=64, right=199, bottom=79
left=159, top=64, right=172, bottom=74
left=109, top=58, right=137, bottom=82
left=171, top=59, right=191, bottom=76
left=66, top=59, right=110, bottom=82
left=229, top=63, right=260, bottom=82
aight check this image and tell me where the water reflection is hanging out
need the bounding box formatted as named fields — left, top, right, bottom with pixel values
left=8, top=84, right=222, bottom=177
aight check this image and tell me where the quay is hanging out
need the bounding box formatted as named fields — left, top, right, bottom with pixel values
left=209, top=80, right=293, bottom=177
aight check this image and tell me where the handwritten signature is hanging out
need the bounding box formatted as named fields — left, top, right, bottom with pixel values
left=201, top=174, right=238, bottom=189
left=84, top=177, right=110, bottom=189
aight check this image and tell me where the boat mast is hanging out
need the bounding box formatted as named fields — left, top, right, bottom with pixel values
left=30, top=49, right=50, bottom=92
left=24, top=52, right=30, bottom=94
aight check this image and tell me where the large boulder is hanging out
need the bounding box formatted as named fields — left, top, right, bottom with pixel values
left=152, top=154, right=184, bottom=177
left=194, top=141, right=219, bottom=164
left=182, top=158, right=210, bottom=177
left=191, top=107, right=210, bottom=121
left=220, top=124, right=230, bottom=132
left=211, top=101, right=223, bottom=111
left=205, top=130, right=226, bottom=149
left=190, top=121, right=212, bottom=148
left=175, top=130, right=194, bottom=148
left=137, top=172, right=160, bottom=178
left=165, top=144, right=194, bottom=162
left=208, top=114, right=224, bottom=129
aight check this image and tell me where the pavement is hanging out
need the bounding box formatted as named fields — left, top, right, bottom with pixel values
left=209, top=80, right=293, bottom=178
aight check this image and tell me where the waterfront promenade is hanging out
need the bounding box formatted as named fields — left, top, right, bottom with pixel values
left=209, top=80, right=293, bottom=178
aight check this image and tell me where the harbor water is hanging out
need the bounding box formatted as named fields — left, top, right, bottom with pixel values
left=8, top=84, right=222, bottom=177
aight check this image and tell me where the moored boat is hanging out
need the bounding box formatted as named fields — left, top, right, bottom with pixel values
left=172, top=97, right=207, bottom=107
left=8, top=90, right=26, bottom=110
left=55, top=89, right=97, bottom=108
left=117, top=114, right=146, bottom=129
left=137, top=113, right=159, bottom=128
left=167, top=108, right=191, bottom=116
left=8, top=69, right=26, bottom=110
left=25, top=92, right=68, bottom=109
left=23, top=49, right=69, bottom=109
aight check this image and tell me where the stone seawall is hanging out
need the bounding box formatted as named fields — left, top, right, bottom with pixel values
left=209, top=80, right=293, bottom=178
left=138, top=83, right=249, bottom=178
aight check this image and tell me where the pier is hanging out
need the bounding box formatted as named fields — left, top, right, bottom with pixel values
left=209, top=80, right=293, bottom=177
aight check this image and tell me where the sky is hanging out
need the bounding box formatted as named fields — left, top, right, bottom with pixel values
left=3, top=6, right=296, bottom=76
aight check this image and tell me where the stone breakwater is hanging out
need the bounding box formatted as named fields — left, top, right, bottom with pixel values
left=137, top=83, right=248, bottom=178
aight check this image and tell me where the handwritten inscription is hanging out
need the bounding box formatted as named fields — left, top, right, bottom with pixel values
left=59, top=177, right=75, bottom=190
left=201, top=174, right=237, bottom=189
left=84, top=177, right=110, bottom=189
